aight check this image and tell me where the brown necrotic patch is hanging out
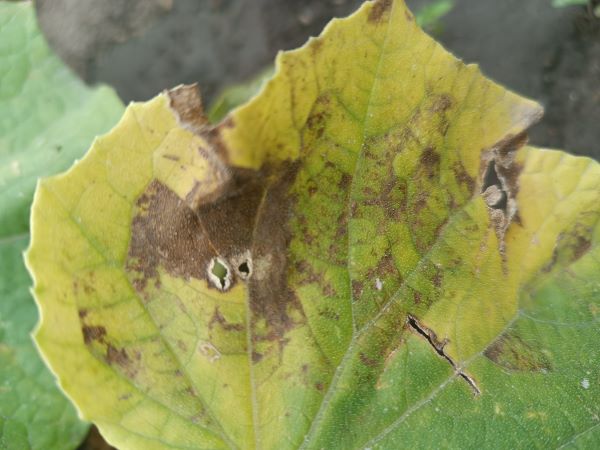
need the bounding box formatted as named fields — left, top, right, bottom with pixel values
left=82, top=325, right=106, bottom=345
left=127, top=168, right=264, bottom=291
left=368, top=0, right=393, bottom=23
left=420, top=147, right=441, bottom=179
left=168, top=84, right=208, bottom=134
left=106, top=344, right=130, bottom=368
left=79, top=316, right=139, bottom=379
left=543, top=223, right=594, bottom=273
left=127, top=157, right=303, bottom=343
left=246, top=162, right=305, bottom=341
left=127, top=180, right=212, bottom=288
left=453, top=161, right=476, bottom=195
left=209, top=307, right=245, bottom=332
left=484, top=332, right=552, bottom=372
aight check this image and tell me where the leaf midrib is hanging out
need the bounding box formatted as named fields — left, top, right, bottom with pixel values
left=300, top=2, right=398, bottom=447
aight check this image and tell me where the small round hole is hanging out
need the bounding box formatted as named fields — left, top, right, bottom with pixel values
left=239, top=262, right=250, bottom=275
left=208, top=257, right=231, bottom=291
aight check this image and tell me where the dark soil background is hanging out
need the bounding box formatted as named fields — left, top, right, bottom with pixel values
left=36, top=0, right=599, bottom=159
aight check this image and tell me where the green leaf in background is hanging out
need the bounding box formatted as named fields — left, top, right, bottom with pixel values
left=551, top=0, right=587, bottom=7
left=26, top=0, right=600, bottom=449
left=552, top=0, right=600, bottom=17
left=208, top=67, right=274, bottom=124
left=415, top=0, right=454, bottom=29
left=0, top=2, right=124, bottom=449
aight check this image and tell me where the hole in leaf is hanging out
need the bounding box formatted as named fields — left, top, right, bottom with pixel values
left=208, top=257, right=231, bottom=291
left=239, top=261, right=250, bottom=276
left=482, top=160, right=499, bottom=191
left=233, top=252, right=253, bottom=280
left=407, top=314, right=481, bottom=395
left=481, top=160, right=508, bottom=211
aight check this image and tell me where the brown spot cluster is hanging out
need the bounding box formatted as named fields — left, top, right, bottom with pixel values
left=359, top=352, right=378, bottom=367
left=82, top=325, right=106, bottom=344
left=363, top=175, right=407, bottom=221
left=78, top=313, right=138, bottom=378
left=453, top=161, right=476, bottom=195
left=106, top=344, right=131, bottom=368
left=352, top=280, right=364, bottom=300
left=420, top=147, right=441, bottom=179
left=295, top=260, right=322, bottom=285
left=484, top=332, right=552, bottom=372
left=209, top=307, right=244, bottom=332
left=543, top=224, right=593, bottom=272
left=306, top=111, right=327, bottom=140
left=368, top=0, right=393, bottom=23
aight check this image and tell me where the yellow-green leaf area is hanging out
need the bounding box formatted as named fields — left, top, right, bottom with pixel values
left=27, top=0, right=600, bottom=449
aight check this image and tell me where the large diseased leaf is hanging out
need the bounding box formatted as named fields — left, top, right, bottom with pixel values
left=0, top=2, right=124, bottom=449
left=26, top=0, right=600, bottom=449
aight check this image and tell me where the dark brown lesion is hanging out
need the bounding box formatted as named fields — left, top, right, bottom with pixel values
left=106, top=344, right=131, bottom=368
left=79, top=317, right=138, bottom=378
left=542, top=223, right=594, bottom=273
left=246, top=162, right=306, bottom=342
left=209, top=307, right=245, bottom=332
left=419, top=147, right=441, bottom=179
left=453, top=160, right=476, bottom=195
left=127, top=180, right=213, bottom=289
left=126, top=167, right=265, bottom=292
left=128, top=86, right=306, bottom=348
left=82, top=325, right=106, bottom=345
left=168, top=84, right=208, bottom=134
left=484, top=331, right=552, bottom=372
left=368, top=0, right=393, bottom=23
